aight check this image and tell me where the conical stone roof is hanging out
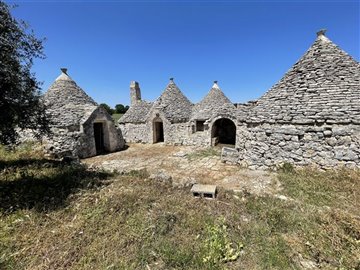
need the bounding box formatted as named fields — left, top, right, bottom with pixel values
left=191, top=81, right=235, bottom=120
left=119, top=100, right=153, bottom=123
left=43, top=69, right=98, bottom=127
left=250, top=30, right=360, bottom=124
left=151, top=79, right=193, bottom=122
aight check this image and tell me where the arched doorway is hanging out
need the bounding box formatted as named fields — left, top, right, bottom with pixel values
left=211, top=118, right=236, bottom=146
left=153, top=118, right=164, bottom=143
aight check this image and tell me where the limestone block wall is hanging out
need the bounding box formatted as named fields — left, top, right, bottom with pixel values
left=164, top=122, right=190, bottom=145
left=42, top=108, right=124, bottom=159
left=184, top=115, right=238, bottom=147
left=235, top=122, right=360, bottom=169
left=43, top=127, right=83, bottom=158
left=184, top=128, right=211, bottom=146
left=81, top=107, right=125, bottom=157
left=119, top=123, right=148, bottom=143
left=120, top=121, right=211, bottom=146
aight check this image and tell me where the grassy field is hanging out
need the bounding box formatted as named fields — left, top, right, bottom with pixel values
left=112, top=113, right=124, bottom=123
left=0, top=144, right=359, bottom=269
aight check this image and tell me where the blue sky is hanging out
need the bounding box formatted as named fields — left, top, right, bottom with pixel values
left=9, top=0, right=360, bottom=107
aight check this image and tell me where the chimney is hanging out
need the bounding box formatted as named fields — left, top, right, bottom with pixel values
left=130, top=81, right=141, bottom=106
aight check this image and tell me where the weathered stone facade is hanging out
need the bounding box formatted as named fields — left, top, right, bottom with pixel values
left=119, top=31, right=360, bottom=169
left=43, top=69, right=125, bottom=158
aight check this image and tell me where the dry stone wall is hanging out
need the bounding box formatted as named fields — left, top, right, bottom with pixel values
left=233, top=123, right=360, bottom=169
left=119, top=123, right=148, bottom=143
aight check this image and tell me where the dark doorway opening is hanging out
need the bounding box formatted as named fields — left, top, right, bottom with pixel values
left=154, top=121, right=164, bottom=143
left=211, top=118, right=236, bottom=146
left=94, top=123, right=105, bottom=154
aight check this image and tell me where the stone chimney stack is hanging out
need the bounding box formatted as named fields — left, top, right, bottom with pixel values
left=130, top=81, right=141, bottom=106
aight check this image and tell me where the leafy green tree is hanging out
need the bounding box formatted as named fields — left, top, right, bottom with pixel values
left=115, top=104, right=129, bottom=114
left=0, top=2, right=50, bottom=144
left=115, top=104, right=125, bottom=114
left=100, top=103, right=114, bottom=115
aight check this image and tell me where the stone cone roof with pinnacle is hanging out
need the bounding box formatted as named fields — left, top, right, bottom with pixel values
left=151, top=79, right=193, bottom=122
left=191, top=81, right=235, bottom=120
left=250, top=30, right=360, bottom=124
left=43, top=68, right=98, bottom=127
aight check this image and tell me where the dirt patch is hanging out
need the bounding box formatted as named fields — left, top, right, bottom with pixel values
left=83, top=143, right=279, bottom=196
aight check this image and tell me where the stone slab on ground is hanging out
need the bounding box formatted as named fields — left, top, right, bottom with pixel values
left=221, top=147, right=239, bottom=164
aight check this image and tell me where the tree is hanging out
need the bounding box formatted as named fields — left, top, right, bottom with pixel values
left=115, top=104, right=125, bottom=114
left=100, top=103, right=114, bottom=115
left=0, top=2, right=50, bottom=144
left=115, top=104, right=129, bottom=114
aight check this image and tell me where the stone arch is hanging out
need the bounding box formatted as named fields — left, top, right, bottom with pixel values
left=152, top=116, right=164, bottom=143
left=211, top=118, right=236, bottom=146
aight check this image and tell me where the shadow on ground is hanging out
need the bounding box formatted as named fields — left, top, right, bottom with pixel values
left=0, top=158, right=113, bottom=214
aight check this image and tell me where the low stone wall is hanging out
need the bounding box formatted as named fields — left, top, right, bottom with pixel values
left=184, top=130, right=211, bottom=147
left=235, top=122, right=360, bottom=170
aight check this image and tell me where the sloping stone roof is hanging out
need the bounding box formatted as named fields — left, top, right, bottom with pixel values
left=191, top=82, right=235, bottom=120
left=119, top=100, right=153, bottom=123
left=151, top=79, right=193, bottom=122
left=237, top=101, right=256, bottom=122
left=43, top=69, right=98, bottom=127
left=250, top=30, right=360, bottom=124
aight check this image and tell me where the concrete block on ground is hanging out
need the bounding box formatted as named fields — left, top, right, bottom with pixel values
left=191, top=184, right=217, bottom=199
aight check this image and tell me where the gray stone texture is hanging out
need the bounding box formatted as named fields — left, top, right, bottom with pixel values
left=119, top=31, right=359, bottom=169
left=43, top=69, right=125, bottom=158
left=191, top=82, right=235, bottom=121
left=119, top=100, right=152, bottom=124
left=150, top=79, right=193, bottom=123
left=249, top=33, right=360, bottom=125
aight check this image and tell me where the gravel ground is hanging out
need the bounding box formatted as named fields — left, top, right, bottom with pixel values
left=83, top=143, right=280, bottom=196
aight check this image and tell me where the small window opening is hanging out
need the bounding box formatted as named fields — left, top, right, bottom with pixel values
left=196, top=121, right=205, bottom=132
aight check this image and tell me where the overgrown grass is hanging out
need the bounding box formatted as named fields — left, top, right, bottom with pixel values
left=1, top=145, right=359, bottom=269
left=0, top=143, right=113, bottom=213
left=279, top=167, right=360, bottom=214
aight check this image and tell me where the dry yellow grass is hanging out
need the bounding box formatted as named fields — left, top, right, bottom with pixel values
left=1, top=144, right=359, bottom=269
